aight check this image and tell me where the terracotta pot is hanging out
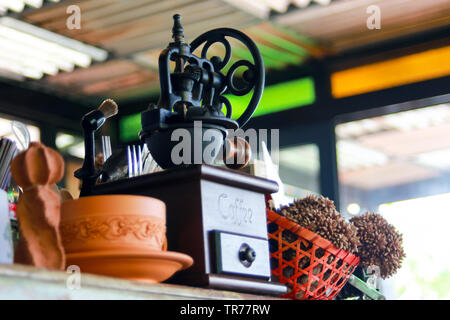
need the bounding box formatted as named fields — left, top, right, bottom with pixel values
left=60, top=195, right=166, bottom=254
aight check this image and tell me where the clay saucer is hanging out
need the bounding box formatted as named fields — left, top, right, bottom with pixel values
left=66, top=249, right=193, bottom=283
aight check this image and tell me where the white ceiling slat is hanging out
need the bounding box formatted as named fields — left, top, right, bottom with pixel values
left=221, top=0, right=269, bottom=19
left=45, top=60, right=143, bottom=86
left=0, top=0, right=25, bottom=13
left=0, top=37, right=60, bottom=74
left=0, top=16, right=107, bottom=62
left=0, top=16, right=111, bottom=80
left=0, top=57, right=43, bottom=79
left=262, top=0, right=291, bottom=13
left=222, top=0, right=335, bottom=18
left=0, top=49, right=57, bottom=75
left=0, top=0, right=57, bottom=14
left=23, top=0, right=43, bottom=9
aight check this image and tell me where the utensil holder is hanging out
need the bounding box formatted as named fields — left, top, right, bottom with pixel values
left=0, top=190, right=13, bottom=264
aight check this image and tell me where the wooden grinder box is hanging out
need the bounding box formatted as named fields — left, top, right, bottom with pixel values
left=90, top=164, right=287, bottom=295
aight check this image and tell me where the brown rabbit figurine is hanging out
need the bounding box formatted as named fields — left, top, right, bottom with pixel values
left=10, top=142, right=66, bottom=270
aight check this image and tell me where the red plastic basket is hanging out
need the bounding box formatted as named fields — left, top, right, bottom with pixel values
left=267, top=209, right=360, bottom=300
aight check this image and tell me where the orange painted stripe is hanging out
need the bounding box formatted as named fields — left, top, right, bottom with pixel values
left=331, top=46, right=450, bottom=98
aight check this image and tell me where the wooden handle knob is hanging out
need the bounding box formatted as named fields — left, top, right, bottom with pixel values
left=223, top=137, right=251, bottom=169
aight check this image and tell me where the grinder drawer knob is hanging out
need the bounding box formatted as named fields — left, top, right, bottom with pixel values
left=239, top=243, right=256, bottom=267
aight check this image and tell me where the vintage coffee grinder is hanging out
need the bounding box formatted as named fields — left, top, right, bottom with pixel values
left=87, top=15, right=286, bottom=295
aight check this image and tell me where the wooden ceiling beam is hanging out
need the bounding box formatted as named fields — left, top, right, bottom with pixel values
left=44, top=0, right=197, bottom=35
left=23, top=0, right=118, bottom=24
left=275, top=0, right=379, bottom=25
left=298, top=5, right=450, bottom=38
left=107, top=11, right=254, bottom=56
left=75, top=0, right=229, bottom=45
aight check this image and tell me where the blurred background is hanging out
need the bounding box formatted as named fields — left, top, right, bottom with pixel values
left=0, top=0, right=449, bottom=299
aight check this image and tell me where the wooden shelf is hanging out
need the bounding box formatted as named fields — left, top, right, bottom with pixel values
left=0, top=264, right=281, bottom=300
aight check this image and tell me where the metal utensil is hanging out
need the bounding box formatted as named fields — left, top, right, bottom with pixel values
left=102, top=136, right=112, bottom=161
left=127, top=146, right=133, bottom=178
left=101, top=136, right=106, bottom=159
left=127, top=145, right=144, bottom=177
left=142, top=143, right=162, bottom=174
left=10, top=121, right=30, bottom=150
left=132, top=145, right=138, bottom=177
left=137, top=145, right=143, bottom=175
left=107, top=136, right=112, bottom=160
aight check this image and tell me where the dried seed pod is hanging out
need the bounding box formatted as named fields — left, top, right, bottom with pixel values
left=351, top=212, right=406, bottom=279
left=299, top=274, right=309, bottom=285
left=296, top=290, right=305, bottom=299
left=313, top=265, right=323, bottom=275
left=278, top=195, right=360, bottom=253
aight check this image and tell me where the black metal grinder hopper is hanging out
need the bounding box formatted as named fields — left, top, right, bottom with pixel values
left=139, top=14, right=264, bottom=169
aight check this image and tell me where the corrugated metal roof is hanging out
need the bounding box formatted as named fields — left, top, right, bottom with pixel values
left=0, top=0, right=446, bottom=101
left=275, top=0, right=450, bottom=53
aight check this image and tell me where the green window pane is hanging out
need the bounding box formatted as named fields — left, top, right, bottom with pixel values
left=226, top=77, right=315, bottom=119
left=119, top=112, right=141, bottom=142
left=119, top=77, right=315, bottom=142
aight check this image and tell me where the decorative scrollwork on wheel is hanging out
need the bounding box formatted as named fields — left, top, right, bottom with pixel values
left=190, top=28, right=265, bottom=128
left=200, top=37, right=232, bottom=71
left=226, top=60, right=257, bottom=96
